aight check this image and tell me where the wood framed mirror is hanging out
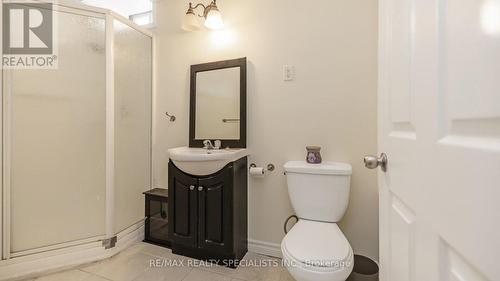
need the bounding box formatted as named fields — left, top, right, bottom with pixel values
left=189, top=57, right=247, bottom=148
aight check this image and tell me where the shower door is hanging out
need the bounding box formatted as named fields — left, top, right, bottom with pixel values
left=3, top=9, right=107, bottom=256
left=113, top=19, right=152, bottom=234
left=1, top=3, right=153, bottom=261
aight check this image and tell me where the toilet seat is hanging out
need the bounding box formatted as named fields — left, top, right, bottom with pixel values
left=281, top=220, right=354, bottom=281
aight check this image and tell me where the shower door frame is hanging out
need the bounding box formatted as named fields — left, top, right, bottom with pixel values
left=0, top=1, right=155, bottom=261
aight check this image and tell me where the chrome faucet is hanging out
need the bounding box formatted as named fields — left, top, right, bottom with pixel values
left=203, top=140, right=215, bottom=150
left=203, top=140, right=221, bottom=150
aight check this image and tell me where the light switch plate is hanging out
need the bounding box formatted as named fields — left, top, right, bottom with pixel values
left=283, top=65, right=294, bottom=81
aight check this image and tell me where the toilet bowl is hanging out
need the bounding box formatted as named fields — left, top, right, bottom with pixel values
left=282, top=161, right=354, bottom=281
left=281, top=220, right=354, bottom=281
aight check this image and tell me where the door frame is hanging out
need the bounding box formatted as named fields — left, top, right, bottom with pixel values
left=0, top=0, right=4, bottom=259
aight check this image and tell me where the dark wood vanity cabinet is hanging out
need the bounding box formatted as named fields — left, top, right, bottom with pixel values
left=168, top=157, right=248, bottom=265
left=169, top=170, right=198, bottom=248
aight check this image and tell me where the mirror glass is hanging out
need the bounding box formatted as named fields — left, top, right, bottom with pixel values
left=195, top=67, right=240, bottom=140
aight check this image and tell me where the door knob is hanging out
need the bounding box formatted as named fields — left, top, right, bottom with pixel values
left=189, top=185, right=195, bottom=191
left=364, top=153, right=388, bottom=172
left=198, top=186, right=204, bottom=191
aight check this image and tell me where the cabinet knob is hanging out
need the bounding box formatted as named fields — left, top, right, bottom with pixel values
left=189, top=185, right=195, bottom=191
left=198, top=186, right=204, bottom=191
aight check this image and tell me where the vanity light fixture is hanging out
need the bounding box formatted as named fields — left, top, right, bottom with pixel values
left=182, top=0, right=224, bottom=31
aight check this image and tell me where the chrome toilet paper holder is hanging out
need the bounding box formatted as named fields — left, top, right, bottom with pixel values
left=250, top=163, right=275, bottom=172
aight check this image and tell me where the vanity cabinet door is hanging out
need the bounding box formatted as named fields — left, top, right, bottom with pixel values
left=197, top=166, right=233, bottom=253
left=168, top=162, right=198, bottom=248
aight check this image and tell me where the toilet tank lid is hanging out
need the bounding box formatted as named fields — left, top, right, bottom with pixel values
left=284, top=161, right=352, bottom=175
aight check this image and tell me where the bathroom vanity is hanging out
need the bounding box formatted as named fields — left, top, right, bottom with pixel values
left=168, top=157, right=247, bottom=264
left=168, top=58, right=248, bottom=266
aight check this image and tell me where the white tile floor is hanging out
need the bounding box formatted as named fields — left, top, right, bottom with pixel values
left=27, top=243, right=294, bottom=281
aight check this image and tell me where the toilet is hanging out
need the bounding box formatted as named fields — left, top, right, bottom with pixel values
left=281, top=161, right=354, bottom=281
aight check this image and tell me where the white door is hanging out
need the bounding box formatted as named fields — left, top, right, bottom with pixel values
left=377, top=0, right=500, bottom=281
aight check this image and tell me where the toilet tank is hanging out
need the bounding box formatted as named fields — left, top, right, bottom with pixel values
left=284, top=161, right=352, bottom=222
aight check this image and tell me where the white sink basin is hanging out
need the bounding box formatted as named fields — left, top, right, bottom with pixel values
left=168, top=146, right=249, bottom=176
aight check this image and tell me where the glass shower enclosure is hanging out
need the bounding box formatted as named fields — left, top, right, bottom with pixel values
left=0, top=2, right=153, bottom=261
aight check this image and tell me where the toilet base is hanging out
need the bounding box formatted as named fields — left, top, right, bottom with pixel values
left=282, top=242, right=354, bottom=281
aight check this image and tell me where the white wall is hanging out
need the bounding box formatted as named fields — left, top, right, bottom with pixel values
left=153, top=0, right=379, bottom=261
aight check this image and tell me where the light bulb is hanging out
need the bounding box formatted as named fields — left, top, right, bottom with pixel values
left=204, top=8, right=224, bottom=30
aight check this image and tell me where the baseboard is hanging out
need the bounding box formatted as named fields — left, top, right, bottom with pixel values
left=248, top=239, right=282, bottom=258
left=0, top=220, right=145, bottom=281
